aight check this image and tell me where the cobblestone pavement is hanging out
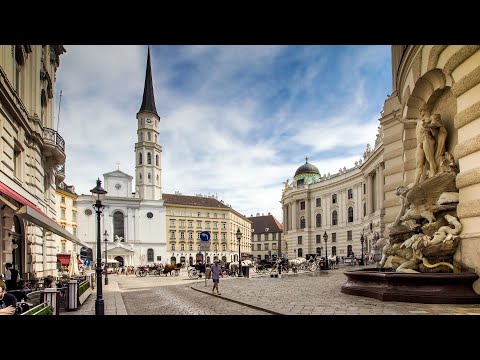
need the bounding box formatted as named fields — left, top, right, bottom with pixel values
left=63, top=266, right=480, bottom=315
left=191, top=266, right=480, bottom=315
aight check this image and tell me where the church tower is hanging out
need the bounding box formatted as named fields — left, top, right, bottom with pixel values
left=135, top=47, right=162, bottom=200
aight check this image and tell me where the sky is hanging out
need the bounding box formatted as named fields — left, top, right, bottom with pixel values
left=55, top=45, right=392, bottom=222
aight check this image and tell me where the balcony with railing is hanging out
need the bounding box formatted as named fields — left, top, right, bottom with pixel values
left=43, top=127, right=66, bottom=165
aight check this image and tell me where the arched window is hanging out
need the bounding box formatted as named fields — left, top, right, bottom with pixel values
left=363, top=203, right=366, bottom=217
left=155, top=134, right=157, bottom=143
left=156, top=155, right=159, bottom=166
left=332, top=210, right=338, bottom=225
left=316, top=213, right=322, bottom=227
left=113, top=211, right=125, bottom=241
left=347, top=245, right=353, bottom=256
left=147, top=248, right=154, bottom=262
left=148, top=132, right=151, bottom=141
left=139, top=153, right=143, bottom=165
left=348, top=207, right=354, bottom=223
left=297, top=248, right=303, bottom=257
left=148, top=173, right=151, bottom=181
left=316, top=247, right=322, bottom=256
left=300, top=216, right=305, bottom=229
left=147, top=152, right=151, bottom=164
left=139, top=132, right=143, bottom=142
left=332, top=246, right=337, bottom=255
left=139, top=173, right=142, bottom=180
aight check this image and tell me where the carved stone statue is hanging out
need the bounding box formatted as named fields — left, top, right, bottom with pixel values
left=393, top=108, right=448, bottom=186
left=380, top=157, right=461, bottom=273
left=282, top=179, right=289, bottom=192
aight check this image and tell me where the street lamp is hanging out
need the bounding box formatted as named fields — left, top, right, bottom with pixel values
left=90, top=178, right=107, bottom=316
left=323, top=231, right=329, bottom=270
left=360, top=230, right=365, bottom=266
left=103, top=230, right=109, bottom=285
left=236, top=228, right=243, bottom=277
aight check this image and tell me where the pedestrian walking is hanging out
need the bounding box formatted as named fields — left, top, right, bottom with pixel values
left=210, top=257, right=223, bottom=295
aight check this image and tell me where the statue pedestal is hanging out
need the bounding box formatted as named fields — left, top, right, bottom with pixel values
left=341, top=268, right=480, bottom=304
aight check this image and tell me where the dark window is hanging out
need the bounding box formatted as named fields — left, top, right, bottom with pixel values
left=347, top=230, right=352, bottom=241
left=316, top=234, right=321, bottom=243
left=300, top=201, right=305, bottom=210
left=147, top=152, right=152, bottom=164
left=332, top=210, right=338, bottom=225
left=363, top=203, right=367, bottom=217
left=316, top=198, right=321, bottom=207
left=348, top=207, right=354, bottom=222
left=363, top=183, right=366, bottom=194
left=332, top=246, right=337, bottom=256
left=332, top=194, right=337, bottom=204
left=147, top=248, right=154, bottom=262
left=272, top=233, right=276, bottom=241
left=113, top=211, right=125, bottom=241
left=300, top=216, right=306, bottom=229
left=156, top=155, right=159, bottom=166
left=316, top=213, right=322, bottom=227
left=147, top=212, right=153, bottom=219
left=297, top=179, right=304, bottom=186
left=316, top=247, right=322, bottom=255
left=297, top=248, right=303, bottom=257
left=297, top=236, right=302, bottom=245
left=332, top=232, right=337, bottom=242
left=139, top=153, right=143, bottom=165
left=348, top=189, right=353, bottom=199
left=347, top=245, right=353, bottom=256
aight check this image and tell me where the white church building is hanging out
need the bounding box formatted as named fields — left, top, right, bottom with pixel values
left=76, top=48, right=167, bottom=267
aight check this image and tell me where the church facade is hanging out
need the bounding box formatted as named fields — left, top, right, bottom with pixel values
left=76, top=48, right=167, bottom=267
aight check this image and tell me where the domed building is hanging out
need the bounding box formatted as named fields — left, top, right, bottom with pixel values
left=281, top=145, right=384, bottom=261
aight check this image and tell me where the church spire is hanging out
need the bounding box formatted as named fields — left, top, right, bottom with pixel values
left=138, top=46, right=158, bottom=117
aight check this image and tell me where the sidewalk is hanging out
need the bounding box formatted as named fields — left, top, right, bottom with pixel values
left=60, top=279, right=127, bottom=315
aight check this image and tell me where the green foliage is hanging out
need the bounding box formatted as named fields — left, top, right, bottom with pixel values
left=78, top=280, right=90, bottom=296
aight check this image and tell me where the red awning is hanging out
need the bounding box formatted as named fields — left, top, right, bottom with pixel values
left=57, top=254, right=83, bottom=266
left=0, top=181, right=90, bottom=249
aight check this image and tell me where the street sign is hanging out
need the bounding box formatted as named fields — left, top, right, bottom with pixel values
left=200, top=242, right=210, bottom=251
left=200, top=231, right=211, bottom=242
left=83, top=259, right=90, bottom=266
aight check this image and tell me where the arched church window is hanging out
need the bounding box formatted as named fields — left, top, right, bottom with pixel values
left=148, top=132, right=151, bottom=141
left=147, top=152, right=151, bottom=164
left=139, top=153, right=143, bottom=165
left=156, top=155, right=159, bottom=166
left=147, top=248, right=154, bottom=262
left=148, top=173, right=151, bottom=181
left=113, top=211, right=125, bottom=241
left=155, top=134, right=157, bottom=143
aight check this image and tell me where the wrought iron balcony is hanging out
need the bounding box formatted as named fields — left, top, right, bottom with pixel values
left=43, top=127, right=66, bottom=165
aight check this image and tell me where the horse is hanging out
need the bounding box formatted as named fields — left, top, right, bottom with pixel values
left=162, top=264, right=177, bottom=276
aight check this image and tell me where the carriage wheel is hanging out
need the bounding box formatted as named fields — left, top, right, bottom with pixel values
left=188, top=269, right=199, bottom=279
left=154, top=270, right=161, bottom=277
left=141, top=270, right=148, bottom=277
left=135, top=269, right=142, bottom=277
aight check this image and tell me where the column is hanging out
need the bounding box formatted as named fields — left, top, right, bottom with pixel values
left=367, top=173, right=373, bottom=215
left=306, top=194, right=311, bottom=230
left=292, top=200, right=297, bottom=230
left=378, top=163, right=384, bottom=210
left=282, top=205, right=287, bottom=232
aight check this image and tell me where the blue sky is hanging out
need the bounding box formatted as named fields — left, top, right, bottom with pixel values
left=55, top=45, right=391, bottom=222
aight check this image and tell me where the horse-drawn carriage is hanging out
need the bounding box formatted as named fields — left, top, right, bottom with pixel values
left=187, top=262, right=207, bottom=279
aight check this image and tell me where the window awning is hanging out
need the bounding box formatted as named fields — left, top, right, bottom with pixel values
left=0, top=181, right=90, bottom=250
left=57, top=254, right=83, bottom=266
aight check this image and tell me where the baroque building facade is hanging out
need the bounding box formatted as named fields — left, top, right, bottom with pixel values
left=381, top=45, right=480, bottom=292
left=282, top=144, right=384, bottom=260
left=248, top=212, right=283, bottom=261
left=76, top=48, right=167, bottom=268
left=0, top=45, right=86, bottom=281
left=164, top=193, right=252, bottom=265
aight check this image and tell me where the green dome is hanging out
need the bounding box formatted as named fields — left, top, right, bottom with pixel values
left=294, top=158, right=320, bottom=177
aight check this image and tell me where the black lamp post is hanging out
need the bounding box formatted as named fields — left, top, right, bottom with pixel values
left=103, top=230, right=109, bottom=285
left=360, top=231, right=365, bottom=266
left=90, top=178, right=107, bottom=316
left=236, top=228, right=243, bottom=277
left=323, top=231, right=329, bottom=270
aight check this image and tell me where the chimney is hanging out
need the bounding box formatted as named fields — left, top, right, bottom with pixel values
left=268, top=212, right=271, bottom=215
left=256, top=213, right=260, bottom=216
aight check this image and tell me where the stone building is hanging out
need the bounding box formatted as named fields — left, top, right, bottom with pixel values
left=164, top=193, right=252, bottom=265
left=282, top=147, right=384, bottom=260
left=0, top=45, right=86, bottom=280
left=381, top=45, right=480, bottom=292
left=248, top=212, right=283, bottom=261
